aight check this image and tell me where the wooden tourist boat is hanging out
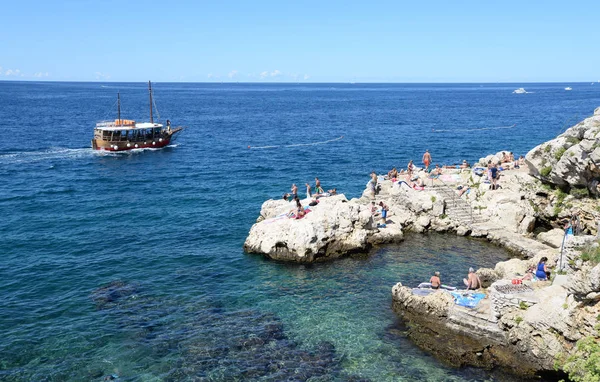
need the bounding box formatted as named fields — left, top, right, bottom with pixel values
left=92, top=81, right=183, bottom=151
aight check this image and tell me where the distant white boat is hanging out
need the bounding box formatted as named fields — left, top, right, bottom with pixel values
left=565, top=87, right=572, bottom=91
left=513, top=88, right=527, bottom=94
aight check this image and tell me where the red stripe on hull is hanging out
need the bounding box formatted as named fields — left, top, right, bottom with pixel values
left=94, top=138, right=172, bottom=151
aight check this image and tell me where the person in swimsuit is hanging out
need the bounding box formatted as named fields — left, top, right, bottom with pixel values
left=407, top=160, right=414, bottom=178
left=315, top=177, right=324, bottom=194
left=378, top=201, right=388, bottom=227
left=429, top=271, right=441, bottom=289
left=463, top=267, right=482, bottom=290
left=490, top=163, right=499, bottom=190
left=291, top=183, right=298, bottom=199
left=535, top=257, right=550, bottom=280
left=422, top=150, right=432, bottom=171
left=295, top=198, right=305, bottom=218
left=305, top=183, right=312, bottom=198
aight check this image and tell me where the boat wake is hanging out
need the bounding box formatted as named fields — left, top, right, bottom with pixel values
left=94, top=144, right=179, bottom=156
left=0, top=147, right=94, bottom=165
left=248, top=135, right=343, bottom=150
left=432, top=124, right=516, bottom=133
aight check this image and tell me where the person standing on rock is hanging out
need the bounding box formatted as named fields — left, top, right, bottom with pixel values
left=315, top=177, right=324, bottom=194
left=422, top=150, right=432, bottom=171
left=430, top=271, right=441, bottom=289
left=291, top=183, right=298, bottom=199
left=378, top=201, right=388, bottom=228
left=305, top=183, right=312, bottom=199
left=368, top=172, right=378, bottom=199
left=463, top=268, right=482, bottom=290
left=490, top=163, right=499, bottom=190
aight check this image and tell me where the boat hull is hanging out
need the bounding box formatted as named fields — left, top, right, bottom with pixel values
left=91, top=128, right=183, bottom=151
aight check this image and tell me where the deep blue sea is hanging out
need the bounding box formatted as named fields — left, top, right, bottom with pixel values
left=1, top=82, right=599, bottom=381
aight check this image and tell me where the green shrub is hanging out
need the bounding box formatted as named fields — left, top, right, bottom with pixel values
left=440, top=214, right=447, bottom=219
left=566, top=136, right=581, bottom=145
left=519, top=301, right=529, bottom=310
left=580, top=242, right=600, bottom=264
left=570, top=187, right=589, bottom=199
left=556, top=189, right=568, bottom=204
left=540, top=166, right=552, bottom=177
left=544, top=145, right=552, bottom=153
left=555, top=147, right=567, bottom=161
left=559, top=337, right=600, bottom=382
left=553, top=206, right=562, bottom=217
left=515, top=316, right=523, bottom=325
left=431, top=196, right=436, bottom=203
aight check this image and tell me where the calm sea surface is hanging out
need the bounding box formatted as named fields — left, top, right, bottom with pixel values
left=1, top=82, right=599, bottom=381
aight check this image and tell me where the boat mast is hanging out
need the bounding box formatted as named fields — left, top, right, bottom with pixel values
left=117, top=92, right=121, bottom=126
left=148, top=81, right=154, bottom=123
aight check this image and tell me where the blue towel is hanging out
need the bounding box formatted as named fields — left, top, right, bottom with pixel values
left=450, top=292, right=486, bottom=308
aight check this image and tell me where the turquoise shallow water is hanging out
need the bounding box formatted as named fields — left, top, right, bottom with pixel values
left=2, top=82, right=600, bottom=381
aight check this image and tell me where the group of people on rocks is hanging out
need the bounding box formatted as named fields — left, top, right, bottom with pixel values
left=427, top=267, right=483, bottom=290
left=283, top=177, right=337, bottom=219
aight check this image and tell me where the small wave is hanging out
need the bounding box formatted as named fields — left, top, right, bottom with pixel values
left=94, top=144, right=179, bottom=156
left=248, top=136, right=343, bottom=150
left=0, top=148, right=94, bottom=165
left=432, top=124, right=516, bottom=133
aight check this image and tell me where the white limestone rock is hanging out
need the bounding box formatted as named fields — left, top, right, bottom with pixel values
left=537, top=228, right=566, bottom=248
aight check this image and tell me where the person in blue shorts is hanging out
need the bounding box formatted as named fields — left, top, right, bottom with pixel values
left=490, top=163, right=499, bottom=190
left=378, top=201, right=388, bottom=227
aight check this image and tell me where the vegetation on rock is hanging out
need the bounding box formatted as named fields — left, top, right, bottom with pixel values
left=580, top=241, right=600, bottom=264
left=557, top=336, right=600, bottom=382
left=540, top=166, right=552, bottom=177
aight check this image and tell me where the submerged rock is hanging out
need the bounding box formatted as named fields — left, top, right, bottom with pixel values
left=91, top=280, right=140, bottom=310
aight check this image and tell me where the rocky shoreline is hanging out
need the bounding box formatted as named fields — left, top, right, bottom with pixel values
left=244, top=107, right=600, bottom=378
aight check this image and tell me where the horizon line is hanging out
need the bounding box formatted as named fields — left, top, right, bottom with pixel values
left=1, top=79, right=598, bottom=84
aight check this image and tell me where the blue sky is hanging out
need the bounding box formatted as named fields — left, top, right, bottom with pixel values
left=0, top=0, right=598, bottom=82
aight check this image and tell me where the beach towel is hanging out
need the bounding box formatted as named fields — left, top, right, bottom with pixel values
left=450, top=292, right=486, bottom=308
left=473, top=167, right=486, bottom=176
left=439, top=174, right=462, bottom=183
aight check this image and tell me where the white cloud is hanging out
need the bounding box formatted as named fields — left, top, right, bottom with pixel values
left=260, top=71, right=269, bottom=79
left=34, top=72, right=49, bottom=78
left=5, top=69, right=21, bottom=76
left=228, top=70, right=238, bottom=79
left=270, top=69, right=282, bottom=77
left=207, top=73, right=214, bottom=79
left=303, top=74, right=310, bottom=80
left=94, top=72, right=111, bottom=80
